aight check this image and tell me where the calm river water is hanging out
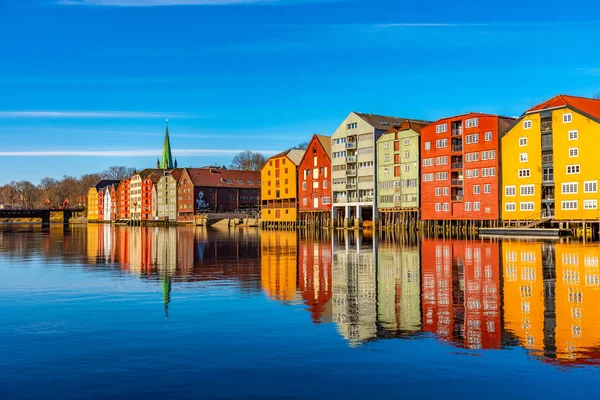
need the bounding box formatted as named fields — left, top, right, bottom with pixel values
left=1, top=225, right=600, bottom=399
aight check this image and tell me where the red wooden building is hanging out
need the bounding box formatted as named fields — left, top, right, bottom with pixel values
left=297, top=134, right=332, bottom=226
left=141, top=170, right=162, bottom=221
left=118, top=178, right=131, bottom=220
left=98, top=187, right=106, bottom=221
left=177, top=167, right=261, bottom=223
left=421, top=239, right=501, bottom=349
left=420, top=113, right=514, bottom=221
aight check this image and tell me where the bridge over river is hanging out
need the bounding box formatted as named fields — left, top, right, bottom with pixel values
left=0, top=208, right=85, bottom=225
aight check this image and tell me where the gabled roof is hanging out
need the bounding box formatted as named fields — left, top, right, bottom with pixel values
left=526, top=94, right=600, bottom=121
left=184, top=168, right=261, bottom=188
left=93, top=179, right=120, bottom=190
left=168, top=168, right=183, bottom=181
left=390, top=120, right=430, bottom=134
left=271, top=149, right=306, bottom=166
left=355, top=112, right=430, bottom=131
left=315, top=134, right=332, bottom=159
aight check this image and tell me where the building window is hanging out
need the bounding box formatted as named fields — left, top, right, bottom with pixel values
left=404, top=139, right=410, bottom=145
left=584, top=181, right=597, bottom=193
left=569, top=148, right=579, bottom=158
left=425, top=141, right=431, bottom=150
left=523, top=120, right=532, bottom=130
left=302, top=182, right=307, bottom=190
left=520, top=185, right=535, bottom=196
left=505, top=186, right=516, bottom=197
left=518, top=169, right=530, bottom=178
left=465, top=202, right=472, bottom=211
left=584, top=200, right=598, bottom=210
left=519, top=137, right=527, bottom=146
left=323, top=180, right=328, bottom=189
left=485, top=131, right=492, bottom=141
left=473, top=185, right=480, bottom=194
left=404, top=165, right=410, bottom=172
left=566, top=165, right=580, bottom=175
left=404, top=151, right=410, bottom=158
left=465, top=117, right=479, bottom=128
left=435, top=203, right=441, bottom=212
left=520, top=202, right=535, bottom=211
left=563, top=113, right=573, bottom=123
left=443, top=203, right=449, bottom=211
left=505, top=202, right=516, bottom=212
left=520, top=153, right=528, bottom=162
left=384, top=155, right=389, bottom=162
left=562, top=182, right=578, bottom=194
left=436, top=123, right=448, bottom=134
left=303, top=198, right=307, bottom=205
left=435, top=187, right=441, bottom=196
left=562, top=200, right=578, bottom=210
left=474, top=202, right=480, bottom=211
left=569, top=130, right=578, bottom=140
left=484, top=184, right=491, bottom=194
left=443, top=187, right=449, bottom=196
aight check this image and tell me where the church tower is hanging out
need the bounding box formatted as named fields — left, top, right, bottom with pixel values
left=160, top=119, right=174, bottom=170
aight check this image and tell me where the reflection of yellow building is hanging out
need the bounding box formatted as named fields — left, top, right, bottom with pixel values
left=377, top=243, right=421, bottom=333
left=555, top=244, right=600, bottom=361
left=502, top=241, right=545, bottom=352
left=261, top=230, right=298, bottom=301
left=332, top=231, right=377, bottom=344
left=86, top=223, right=99, bottom=262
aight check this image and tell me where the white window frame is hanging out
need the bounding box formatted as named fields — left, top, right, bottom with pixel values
left=519, top=137, right=527, bottom=146
left=484, top=184, right=491, bottom=194
left=569, top=130, right=578, bottom=140
left=562, top=200, right=578, bottom=210
left=505, top=202, right=516, bottom=212
left=562, top=182, right=578, bottom=194
left=518, top=169, right=530, bottom=178
left=435, top=187, right=441, bottom=196
left=566, top=164, right=580, bottom=175
left=563, top=113, right=573, bottom=123
left=584, top=181, right=598, bottom=193
left=520, top=202, right=535, bottom=211
left=474, top=202, right=480, bottom=211
left=435, top=203, right=442, bottom=212
left=569, top=148, right=578, bottom=158
left=505, top=186, right=516, bottom=197
left=584, top=200, right=598, bottom=210
left=520, top=184, right=535, bottom=196
left=473, top=185, right=480, bottom=195
left=520, top=153, right=528, bottom=162
left=443, top=203, right=449, bottom=211
left=465, top=202, right=472, bottom=211
left=425, top=141, right=431, bottom=150
left=523, top=120, right=532, bottom=130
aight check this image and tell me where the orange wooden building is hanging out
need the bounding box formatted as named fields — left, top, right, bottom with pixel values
left=297, top=135, right=332, bottom=227
left=421, top=238, right=501, bottom=349
left=118, top=178, right=131, bottom=221
left=298, top=238, right=333, bottom=323
left=420, top=113, right=514, bottom=221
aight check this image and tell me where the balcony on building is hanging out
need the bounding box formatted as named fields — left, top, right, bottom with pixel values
left=359, top=195, right=374, bottom=202
left=451, top=155, right=463, bottom=170
left=346, top=182, right=356, bottom=190
left=346, top=155, right=357, bottom=163
left=542, top=151, right=553, bottom=166
left=451, top=187, right=463, bottom=202
left=346, top=141, right=357, bottom=149
left=452, top=138, right=463, bottom=153
left=451, top=121, right=463, bottom=136
left=542, top=167, right=554, bottom=184
left=346, top=169, right=357, bottom=177
left=541, top=119, right=552, bottom=133
left=542, top=186, right=555, bottom=203
left=451, top=171, right=463, bottom=186
left=541, top=133, right=553, bottom=151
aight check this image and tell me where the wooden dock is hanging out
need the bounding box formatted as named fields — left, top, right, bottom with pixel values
left=479, top=227, right=571, bottom=238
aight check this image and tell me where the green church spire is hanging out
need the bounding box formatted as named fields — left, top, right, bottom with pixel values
left=160, top=119, right=174, bottom=169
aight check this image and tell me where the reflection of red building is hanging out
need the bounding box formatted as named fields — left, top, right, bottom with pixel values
left=298, top=239, right=332, bottom=323
left=421, top=238, right=501, bottom=349
left=116, top=226, right=130, bottom=269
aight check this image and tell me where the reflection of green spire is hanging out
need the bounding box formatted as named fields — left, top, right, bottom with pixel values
left=162, top=276, right=172, bottom=318
left=160, top=119, right=174, bottom=170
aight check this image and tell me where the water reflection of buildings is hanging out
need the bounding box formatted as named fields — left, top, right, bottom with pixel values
left=503, top=241, right=600, bottom=364
left=298, top=236, right=332, bottom=323
left=377, top=241, right=421, bottom=336
left=421, top=239, right=501, bottom=350
left=260, top=230, right=299, bottom=302
left=332, top=231, right=377, bottom=344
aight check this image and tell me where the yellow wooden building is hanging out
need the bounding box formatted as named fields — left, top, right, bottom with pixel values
left=87, top=187, right=100, bottom=222
left=260, top=149, right=305, bottom=226
left=501, top=95, right=600, bottom=222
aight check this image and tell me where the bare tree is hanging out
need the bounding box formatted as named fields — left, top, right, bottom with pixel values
left=229, top=150, right=267, bottom=171
left=103, top=165, right=137, bottom=180
left=291, top=142, right=309, bottom=150
left=14, top=181, right=40, bottom=208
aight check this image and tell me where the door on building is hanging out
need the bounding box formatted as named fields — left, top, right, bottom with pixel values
left=313, top=198, right=319, bottom=208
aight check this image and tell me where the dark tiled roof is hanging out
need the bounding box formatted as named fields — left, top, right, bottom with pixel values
left=93, top=179, right=120, bottom=190
left=185, top=168, right=261, bottom=188
left=355, top=112, right=430, bottom=131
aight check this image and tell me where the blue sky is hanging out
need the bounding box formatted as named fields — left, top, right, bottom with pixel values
left=1, top=0, right=600, bottom=184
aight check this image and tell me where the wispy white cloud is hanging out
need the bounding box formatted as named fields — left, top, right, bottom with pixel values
left=0, top=149, right=277, bottom=156
left=0, top=110, right=202, bottom=119
left=58, top=0, right=324, bottom=6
